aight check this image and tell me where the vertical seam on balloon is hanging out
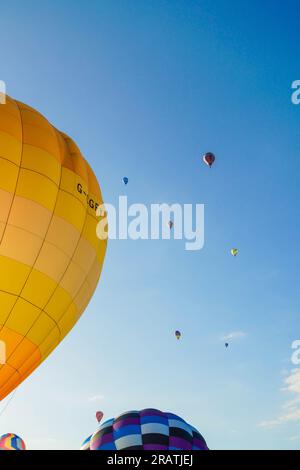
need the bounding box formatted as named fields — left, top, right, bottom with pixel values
left=38, top=148, right=101, bottom=333
left=0, top=100, right=26, bottom=390
left=0, top=135, right=91, bottom=383
left=0, top=101, right=24, bottom=246
left=38, top=213, right=96, bottom=356
left=0, top=220, right=98, bottom=290
left=39, top=235, right=102, bottom=361
left=0, top=130, right=102, bottom=395
left=0, top=288, right=69, bottom=329
left=0, top=121, right=64, bottom=390
left=0, top=205, right=99, bottom=318
left=39, top=148, right=90, bottom=316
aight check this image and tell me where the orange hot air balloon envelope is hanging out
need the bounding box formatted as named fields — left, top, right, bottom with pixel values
left=0, top=96, right=107, bottom=400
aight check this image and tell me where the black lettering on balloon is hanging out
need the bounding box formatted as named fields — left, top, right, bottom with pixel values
left=77, top=182, right=99, bottom=212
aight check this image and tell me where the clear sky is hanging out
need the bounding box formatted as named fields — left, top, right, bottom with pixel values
left=0, top=0, right=299, bottom=450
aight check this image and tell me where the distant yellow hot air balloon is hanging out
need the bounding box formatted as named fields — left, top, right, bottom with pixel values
left=0, top=96, right=107, bottom=400
left=231, top=248, right=238, bottom=257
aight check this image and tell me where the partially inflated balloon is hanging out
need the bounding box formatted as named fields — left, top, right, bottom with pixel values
left=0, top=96, right=107, bottom=399
left=0, top=433, right=26, bottom=450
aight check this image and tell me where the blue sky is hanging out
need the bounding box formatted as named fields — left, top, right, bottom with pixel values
left=0, top=0, right=300, bottom=449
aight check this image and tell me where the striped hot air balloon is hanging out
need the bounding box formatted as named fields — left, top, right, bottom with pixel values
left=0, top=433, right=26, bottom=450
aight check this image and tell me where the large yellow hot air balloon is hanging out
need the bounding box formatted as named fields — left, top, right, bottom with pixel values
left=0, top=96, right=107, bottom=400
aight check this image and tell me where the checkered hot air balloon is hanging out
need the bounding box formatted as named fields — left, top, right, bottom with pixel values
left=0, top=433, right=26, bottom=450
left=86, top=408, right=209, bottom=450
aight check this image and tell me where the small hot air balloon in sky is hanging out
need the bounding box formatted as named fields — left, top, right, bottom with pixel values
left=168, top=220, right=174, bottom=230
left=225, top=343, right=229, bottom=348
left=0, top=96, right=107, bottom=400
left=231, top=248, right=239, bottom=257
left=175, top=330, right=181, bottom=340
left=87, top=408, right=209, bottom=450
left=203, top=152, right=215, bottom=168
left=0, top=433, right=26, bottom=450
left=123, top=177, right=129, bottom=185
left=96, top=411, right=104, bottom=423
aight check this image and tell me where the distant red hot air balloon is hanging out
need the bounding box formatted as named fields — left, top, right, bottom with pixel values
left=203, top=152, right=215, bottom=168
left=96, top=411, right=104, bottom=423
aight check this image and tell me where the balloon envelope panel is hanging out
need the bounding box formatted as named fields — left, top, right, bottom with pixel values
left=0, top=96, right=107, bottom=399
left=89, top=409, right=209, bottom=450
left=0, top=433, right=26, bottom=450
left=80, top=434, right=92, bottom=450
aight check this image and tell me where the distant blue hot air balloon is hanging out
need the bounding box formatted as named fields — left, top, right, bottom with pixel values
left=123, top=177, right=129, bottom=185
left=0, top=433, right=26, bottom=450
